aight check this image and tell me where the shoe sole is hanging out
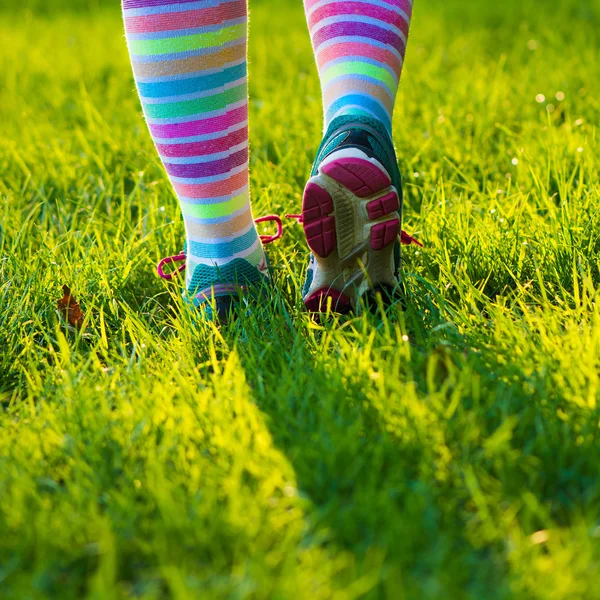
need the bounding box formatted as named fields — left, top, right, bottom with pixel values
left=301, top=148, right=400, bottom=313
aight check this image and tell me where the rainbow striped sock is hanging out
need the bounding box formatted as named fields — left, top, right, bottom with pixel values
left=122, top=0, right=266, bottom=301
left=304, top=0, right=413, bottom=134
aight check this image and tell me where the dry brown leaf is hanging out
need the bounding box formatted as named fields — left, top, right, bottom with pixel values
left=57, top=285, right=85, bottom=331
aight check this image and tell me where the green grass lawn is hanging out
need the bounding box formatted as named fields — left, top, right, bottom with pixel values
left=2, top=0, right=600, bottom=597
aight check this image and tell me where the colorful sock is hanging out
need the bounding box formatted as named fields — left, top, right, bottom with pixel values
left=122, top=0, right=266, bottom=300
left=304, top=0, right=413, bottom=134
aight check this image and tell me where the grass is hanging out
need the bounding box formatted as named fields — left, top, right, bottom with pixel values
left=1, top=0, right=600, bottom=597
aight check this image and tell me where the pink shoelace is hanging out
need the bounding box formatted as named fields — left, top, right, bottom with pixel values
left=157, top=213, right=422, bottom=281
left=157, top=215, right=283, bottom=281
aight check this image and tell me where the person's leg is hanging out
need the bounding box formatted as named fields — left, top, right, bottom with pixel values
left=300, top=0, right=414, bottom=313
left=122, top=0, right=266, bottom=313
left=306, top=0, right=412, bottom=133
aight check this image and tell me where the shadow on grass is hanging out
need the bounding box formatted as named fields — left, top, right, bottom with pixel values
left=229, top=269, right=600, bottom=597
left=229, top=276, right=519, bottom=597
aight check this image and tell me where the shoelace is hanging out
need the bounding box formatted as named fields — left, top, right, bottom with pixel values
left=285, top=214, right=423, bottom=247
left=157, top=213, right=422, bottom=281
left=157, top=214, right=283, bottom=281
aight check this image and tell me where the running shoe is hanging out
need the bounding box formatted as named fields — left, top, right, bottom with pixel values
left=300, top=114, right=419, bottom=313
left=157, top=215, right=282, bottom=322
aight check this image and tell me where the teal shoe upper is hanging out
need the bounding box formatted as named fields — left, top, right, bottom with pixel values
left=311, top=114, right=403, bottom=200
left=179, top=241, right=270, bottom=321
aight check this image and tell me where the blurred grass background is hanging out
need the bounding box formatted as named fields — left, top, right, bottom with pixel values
left=1, top=0, right=600, bottom=598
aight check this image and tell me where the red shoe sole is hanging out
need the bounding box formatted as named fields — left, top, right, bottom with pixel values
left=301, top=155, right=400, bottom=313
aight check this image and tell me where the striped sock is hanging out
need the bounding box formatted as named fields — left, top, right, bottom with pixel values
left=122, top=0, right=266, bottom=302
left=304, top=0, right=413, bottom=134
